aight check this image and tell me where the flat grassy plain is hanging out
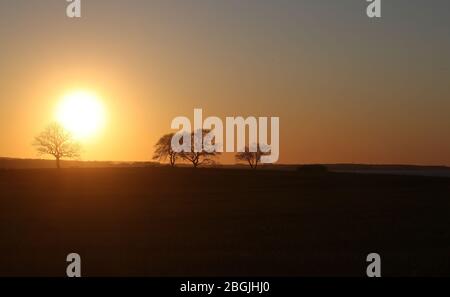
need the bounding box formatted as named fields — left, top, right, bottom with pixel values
left=0, top=167, right=449, bottom=276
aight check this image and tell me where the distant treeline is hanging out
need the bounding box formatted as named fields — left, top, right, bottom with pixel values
left=1, top=158, right=449, bottom=177
left=0, top=158, right=158, bottom=169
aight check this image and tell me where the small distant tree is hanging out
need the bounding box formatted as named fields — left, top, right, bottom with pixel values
left=152, top=133, right=178, bottom=167
left=235, top=144, right=270, bottom=169
left=33, top=123, right=81, bottom=169
left=179, top=129, right=221, bottom=168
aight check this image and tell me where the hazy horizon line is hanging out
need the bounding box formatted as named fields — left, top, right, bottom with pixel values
left=1, top=155, right=449, bottom=168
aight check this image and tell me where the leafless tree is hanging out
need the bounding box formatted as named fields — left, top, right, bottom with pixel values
left=152, top=133, right=178, bottom=167
left=235, top=144, right=270, bottom=169
left=33, top=123, right=81, bottom=169
left=180, top=129, right=221, bottom=168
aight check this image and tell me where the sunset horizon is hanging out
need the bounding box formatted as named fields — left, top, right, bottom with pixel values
left=1, top=1, right=449, bottom=166
left=1, top=0, right=450, bottom=285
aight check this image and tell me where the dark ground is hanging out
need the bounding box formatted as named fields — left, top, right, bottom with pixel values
left=0, top=167, right=449, bottom=276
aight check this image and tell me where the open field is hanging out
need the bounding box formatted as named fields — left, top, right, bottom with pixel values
left=0, top=167, right=449, bottom=276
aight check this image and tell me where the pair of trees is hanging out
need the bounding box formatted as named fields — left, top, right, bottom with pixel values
left=152, top=131, right=269, bottom=169
left=152, top=130, right=220, bottom=168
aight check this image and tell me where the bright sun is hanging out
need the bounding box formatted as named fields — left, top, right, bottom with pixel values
left=55, top=91, right=106, bottom=140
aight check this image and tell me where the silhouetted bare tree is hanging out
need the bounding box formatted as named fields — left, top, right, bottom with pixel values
left=33, top=123, right=81, bottom=169
left=235, top=144, right=270, bottom=169
left=152, top=133, right=178, bottom=167
left=180, top=129, right=221, bottom=168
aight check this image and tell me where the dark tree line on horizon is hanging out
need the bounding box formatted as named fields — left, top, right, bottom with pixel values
left=152, top=131, right=269, bottom=169
left=32, top=124, right=268, bottom=169
left=152, top=130, right=220, bottom=168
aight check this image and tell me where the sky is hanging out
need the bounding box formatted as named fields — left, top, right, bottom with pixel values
left=0, top=0, right=449, bottom=165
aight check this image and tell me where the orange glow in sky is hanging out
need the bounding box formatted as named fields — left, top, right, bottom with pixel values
left=0, top=1, right=449, bottom=165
